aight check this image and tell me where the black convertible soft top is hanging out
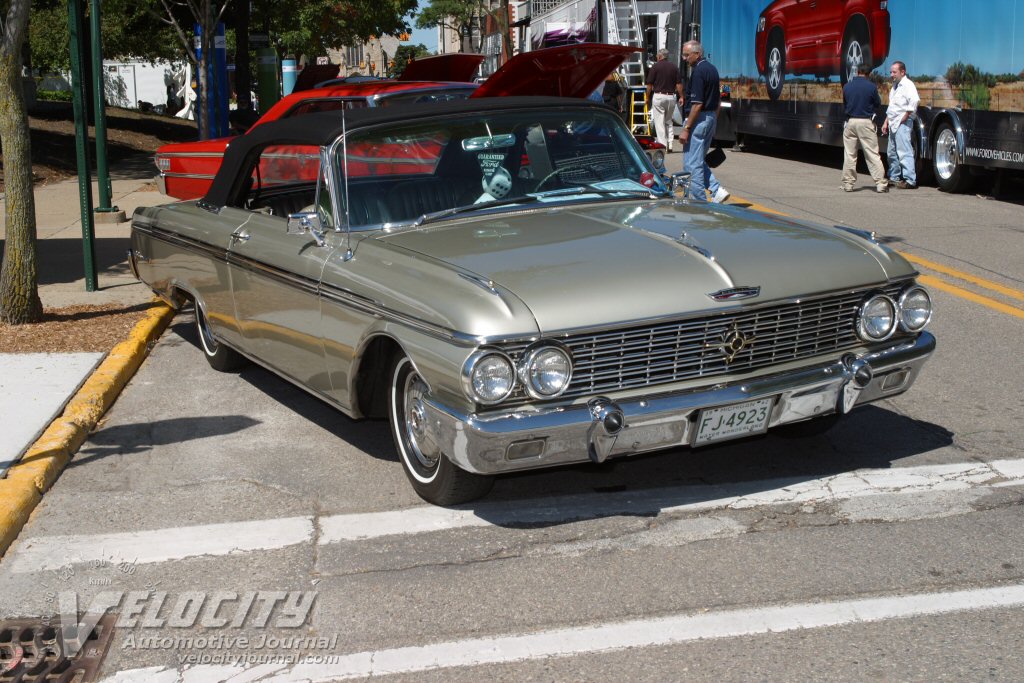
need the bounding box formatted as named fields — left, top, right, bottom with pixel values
left=203, top=96, right=611, bottom=207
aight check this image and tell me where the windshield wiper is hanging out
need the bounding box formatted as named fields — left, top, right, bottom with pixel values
left=531, top=185, right=663, bottom=200
left=384, top=196, right=542, bottom=231
left=381, top=186, right=663, bottom=232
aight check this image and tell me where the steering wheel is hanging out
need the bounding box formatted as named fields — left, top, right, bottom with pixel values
left=532, top=166, right=569, bottom=192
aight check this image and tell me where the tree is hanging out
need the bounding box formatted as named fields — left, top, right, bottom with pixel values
left=416, top=0, right=478, bottom=51
left=28, top=0, right=182, bottom=75
left=0, top=0, right=42, bottom=324
left=393, top=43, right=431, bottom=78
left=148, top=0, right=232, bottom=140
left=254, top=0, right=417, bottom=63
left=416, top=0, right=512, bottom=60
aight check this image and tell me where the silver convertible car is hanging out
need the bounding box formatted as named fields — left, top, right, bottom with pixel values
left=130, top=97, right=936, bottom=505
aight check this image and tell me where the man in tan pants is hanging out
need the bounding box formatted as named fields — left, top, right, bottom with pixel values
left=841, top=63, right=888, bottom=192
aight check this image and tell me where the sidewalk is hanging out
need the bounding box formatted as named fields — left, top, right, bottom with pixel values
left=1, top=163, right=169, bottom=475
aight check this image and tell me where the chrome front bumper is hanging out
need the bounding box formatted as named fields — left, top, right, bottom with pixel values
left=424, top=332, right=936, bottom=475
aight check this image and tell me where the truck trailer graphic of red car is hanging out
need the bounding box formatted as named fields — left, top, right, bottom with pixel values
left=755, top=0, right=891, bottom=100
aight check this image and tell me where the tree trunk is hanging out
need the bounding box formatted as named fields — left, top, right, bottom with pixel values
left=0, top=51, right=43, bottom=324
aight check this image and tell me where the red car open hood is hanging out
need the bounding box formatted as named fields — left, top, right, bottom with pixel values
left=472, top=44, right=639, bottom=99
left=400, top=53, right=485, bottom=82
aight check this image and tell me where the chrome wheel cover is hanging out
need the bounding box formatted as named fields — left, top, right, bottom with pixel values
left=768, top=47, right=782, bottom=90
left=401, top=369, right=441, bottom=473
left=935, top=128, right=958, bottom=180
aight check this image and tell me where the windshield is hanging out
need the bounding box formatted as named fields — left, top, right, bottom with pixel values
left=334, top=109, right=666, bottom=229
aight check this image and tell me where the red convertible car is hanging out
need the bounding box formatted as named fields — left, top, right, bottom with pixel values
left=755, top=0, right=891, bottom=100
left=155, top=45, right=644, bottom=199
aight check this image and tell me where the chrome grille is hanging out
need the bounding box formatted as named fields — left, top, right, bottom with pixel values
left=506, top=284, right=905, bottom=401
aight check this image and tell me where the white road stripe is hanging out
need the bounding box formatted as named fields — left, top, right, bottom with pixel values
left=7, top=517, right=313, bottom=574
left=101, top=583, right=1024, bottom=682
left=9, top=459, right=1023, bottom=574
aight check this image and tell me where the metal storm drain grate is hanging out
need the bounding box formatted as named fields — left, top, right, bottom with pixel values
left=0, top=614, right=115, bottom=682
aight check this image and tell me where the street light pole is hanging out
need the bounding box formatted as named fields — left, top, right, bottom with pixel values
left=68, top=0, right=97, bottom=291
left=89, top=0, right=125, bottom=224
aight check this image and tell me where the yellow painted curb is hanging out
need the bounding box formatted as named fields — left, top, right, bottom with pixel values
left=0, top=298, right=176, bottom=555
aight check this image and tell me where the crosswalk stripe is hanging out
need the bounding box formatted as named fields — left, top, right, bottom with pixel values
left=101, top=583, right=1024, bottom=682
left=8, top=459, right=1022, bottom=574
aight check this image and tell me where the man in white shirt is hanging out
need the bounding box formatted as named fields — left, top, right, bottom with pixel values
left=881, top=61, right=920, bottom=189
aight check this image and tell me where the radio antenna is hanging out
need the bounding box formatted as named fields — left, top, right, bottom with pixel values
left=341, top=110, right=353, bottom=261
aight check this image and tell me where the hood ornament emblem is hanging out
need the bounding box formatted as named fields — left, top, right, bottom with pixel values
left=705, top=324, right=757, bottom=363
left=707, top=286, right=761, bottom=301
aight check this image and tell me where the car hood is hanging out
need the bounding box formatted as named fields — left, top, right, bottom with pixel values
left=400, top=53, right=486, bottom=82
left=377, top=200, right=915, bottom=334
left=472, top=44, right=639, bottom=99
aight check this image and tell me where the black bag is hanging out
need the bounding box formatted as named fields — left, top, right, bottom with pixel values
left=706, top=146, right=727, bottom=168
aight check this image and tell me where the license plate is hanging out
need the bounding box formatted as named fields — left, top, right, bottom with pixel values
left=692, top=397, right=774, bottom=446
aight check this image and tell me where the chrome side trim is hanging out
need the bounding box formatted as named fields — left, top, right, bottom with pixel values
left=133, top=223, right=227, bottom=262
left=157, top=152, right=225, bottom=158
left=319, top=282, right=482, bottom=345
left=161, top=171, right=218, bottom=180
left=227, top=252, right=320, bottom=296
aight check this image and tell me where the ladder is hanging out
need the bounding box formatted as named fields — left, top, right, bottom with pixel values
left=628, top=86, right=650, bottom=135
left=604, top=0, right=646, bottom=88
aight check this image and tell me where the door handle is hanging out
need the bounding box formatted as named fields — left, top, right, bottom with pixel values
left=229, top=231, right=250, bottom=244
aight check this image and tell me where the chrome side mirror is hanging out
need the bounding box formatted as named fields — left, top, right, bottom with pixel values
left=287, top=211, right=327, bottom=247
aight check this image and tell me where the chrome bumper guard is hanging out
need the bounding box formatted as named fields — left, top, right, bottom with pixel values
left=424, top=332, right=936, bottom=475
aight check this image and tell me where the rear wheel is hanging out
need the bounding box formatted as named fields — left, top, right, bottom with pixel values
left=195, top=304, right=247, bottom=372
left=932, top=122, right=974, bottom=193
left=765, top=32, right=785, bottom=101
left=840, top=22, right=869, bottom=86
left=389, top=355, right=494, bottom=505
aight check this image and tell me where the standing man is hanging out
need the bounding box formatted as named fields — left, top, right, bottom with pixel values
left=882, top=60, right=920, bottom=189
left=645, top=49, right=682, bottom=151
left=841, top=62, right=889, bottom=193
left=679, top=41, right=728, bottom=203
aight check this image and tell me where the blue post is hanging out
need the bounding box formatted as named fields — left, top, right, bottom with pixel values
left=282, top=59, right=298, bottom=95
left=194, top=22, right=230, bottom=137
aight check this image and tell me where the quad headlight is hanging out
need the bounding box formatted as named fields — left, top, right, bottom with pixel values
left=462, top=351, right=516, bottom=405
left=518, top=345, right=573, bottom=399
left=898, top=285, right=933, bottom=332
left=856, top=293, right=898, bottom=341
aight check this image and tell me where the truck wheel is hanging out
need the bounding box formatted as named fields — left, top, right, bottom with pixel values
left=840, top=23, right=869, bottom=86
left=765, top=32, right=785, bottom=101
left=932, top=122, right=974, bottom=193
left=195, top=304, right=247, bottom=372
left=389, top=355, right=494, bottom=505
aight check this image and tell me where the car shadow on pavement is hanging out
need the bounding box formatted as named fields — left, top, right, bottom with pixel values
left=171, top=318, right=957, bottom=518
left=70, top=415, right=261, bottom=466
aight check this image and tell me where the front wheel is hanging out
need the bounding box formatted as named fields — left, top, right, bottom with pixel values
left=388, top=355, right=494, bottom=505
left=932, top=122, right=974, bottom=193
left=765, top=32, right=785, bottom=101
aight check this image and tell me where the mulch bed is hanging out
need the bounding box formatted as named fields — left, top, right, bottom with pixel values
left=0, top=302, right=156, bottom=353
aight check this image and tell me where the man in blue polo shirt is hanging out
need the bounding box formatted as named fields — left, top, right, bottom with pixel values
left=841, top=62, right=888, bottom=193
left=678, top=41, right=728, bottom=203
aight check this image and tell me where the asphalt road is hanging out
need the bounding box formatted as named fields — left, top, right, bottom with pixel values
left=2, top=142, right=1023, bottom=681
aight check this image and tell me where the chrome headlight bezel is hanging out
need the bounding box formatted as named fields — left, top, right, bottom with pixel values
left=461, top=350, right=516, bottom=405
left=897, top=285, right=932, bottom=332
left=517, top=343, right=573, bottom=400
left=856, top=292, right=898, bottom=342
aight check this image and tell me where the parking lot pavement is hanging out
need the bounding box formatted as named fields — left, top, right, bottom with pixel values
left=0, top=305, right=1023, bottom=680
left=2, top=149, right=1023, bottom=680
